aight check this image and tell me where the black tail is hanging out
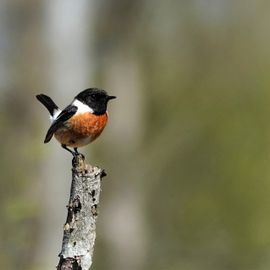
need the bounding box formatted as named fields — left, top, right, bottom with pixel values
left=36, top=94, right=58, bottom=116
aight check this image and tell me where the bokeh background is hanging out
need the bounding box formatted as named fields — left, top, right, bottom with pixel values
left=1, top=1, right=270, bottom=269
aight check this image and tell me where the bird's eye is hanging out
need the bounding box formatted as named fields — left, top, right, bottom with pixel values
left=90, top=94, right=97, bottom=99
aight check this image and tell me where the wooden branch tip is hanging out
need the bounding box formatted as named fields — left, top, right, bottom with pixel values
left=57, top=155, right=104, bottom=270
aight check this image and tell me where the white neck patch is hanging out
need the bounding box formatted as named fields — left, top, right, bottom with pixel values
left=72, top=99, right=94, bottom=113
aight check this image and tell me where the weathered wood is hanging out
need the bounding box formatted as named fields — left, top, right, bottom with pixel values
left=57, top=155, right=105, bottom=270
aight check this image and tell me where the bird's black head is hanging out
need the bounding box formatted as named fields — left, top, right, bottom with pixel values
left=75, top=88, right=116, bottom=115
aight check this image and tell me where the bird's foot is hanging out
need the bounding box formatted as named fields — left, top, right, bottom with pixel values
left=74, top=148, right=85, bottom=160
left=72, top=153, right=85, bottom=168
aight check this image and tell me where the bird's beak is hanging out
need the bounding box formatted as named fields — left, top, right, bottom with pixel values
left=107, top=95, right=116, bottom=100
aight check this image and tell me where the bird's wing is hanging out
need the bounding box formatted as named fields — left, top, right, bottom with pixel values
left=44, top=105, right=78, bottom=143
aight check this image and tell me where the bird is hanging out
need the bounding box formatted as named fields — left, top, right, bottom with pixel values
left=36, top=88, right=116, bottom=157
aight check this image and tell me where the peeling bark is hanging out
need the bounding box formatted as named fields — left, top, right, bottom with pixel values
left=57, top=155, right=105, bottom=270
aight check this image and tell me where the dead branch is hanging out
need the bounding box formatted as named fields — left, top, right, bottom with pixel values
left=57, top=155, right=106, bottom=270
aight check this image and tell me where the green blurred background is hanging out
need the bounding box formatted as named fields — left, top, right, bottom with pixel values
left=1, top=1, right=270, bottom=269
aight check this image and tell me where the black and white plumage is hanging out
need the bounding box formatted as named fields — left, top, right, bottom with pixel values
left=36, top=88, right=116, bottom=156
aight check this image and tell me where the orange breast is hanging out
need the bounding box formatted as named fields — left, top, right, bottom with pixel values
left=69, top=112, right=108, bottom=139
left=54, top=112, right=108, bottom=147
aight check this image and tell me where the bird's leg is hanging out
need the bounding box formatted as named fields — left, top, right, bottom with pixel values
left=61, top=144, right=76, bottom=156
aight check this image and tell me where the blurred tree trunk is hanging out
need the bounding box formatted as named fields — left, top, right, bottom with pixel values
left=36, top=1, right=95, bottom=269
